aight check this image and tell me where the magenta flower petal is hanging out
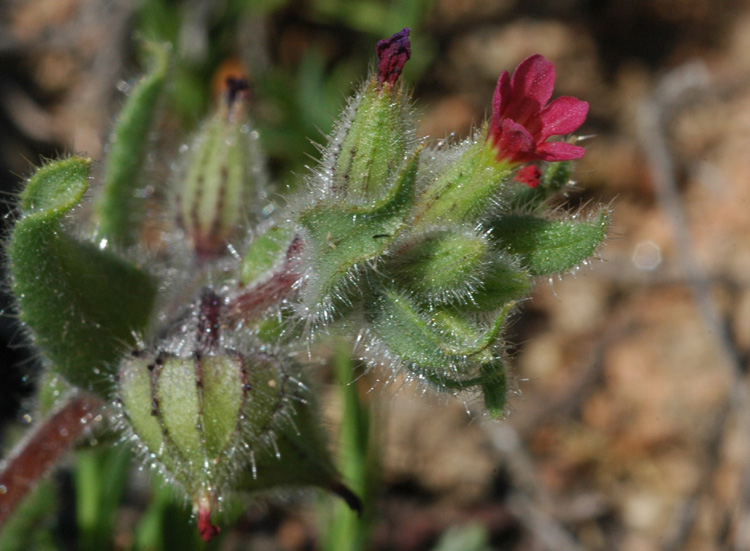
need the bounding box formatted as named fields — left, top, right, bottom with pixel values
left=538, top=97, right=589, bottom=140
left=486, top=54, right=588, bottom=169
left=489, top=71, right=512, bottom=140
left=535, top=141, right=586, bottom=162
left=506, top=54, right=556, bottom=126
left=510, top=54, right=556, bottom=104
left=491, top=71, right=512, bottom=135
left=376, top=28, right=411, bottom=87
left=496, top=118, right=536, bottom=161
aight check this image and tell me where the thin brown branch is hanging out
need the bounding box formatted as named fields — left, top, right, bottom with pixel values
left=0, top=392, right=105, bottom=528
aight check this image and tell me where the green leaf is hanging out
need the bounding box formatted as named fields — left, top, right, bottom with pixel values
left=370, top=288, right=512, bottom=361
left=367, top=287, right=512, bottom=412
left=320, top=343, right=376, bottom=551
left=479, top=362, right=507, bottom=419
left=95, top=41, right=169, bottom=248
left=237, top=392, right=340, bottom=494
left=491, top=210, right=610, bottom=276
left=8, top=157, right=157, bottom=396
left=75, top=447, right=133, bottom=551
left=461, top=258, right=532, bottom=312
left=298, top=153, right=418, bottom=314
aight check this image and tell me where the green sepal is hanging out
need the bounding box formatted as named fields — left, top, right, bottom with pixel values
left=177, top=101, right=263, bottom=258
left=413, top=137, right=513, bottom=226
left=8, top=157, right=156, bottom=396
left=332, top=80, right=410, bottom=201
left=367, top=287, right=513, bottom=410
left=491, top=210, right=610, bottom=276
left=391, top=230, right=490, bottom=302
left=237, top=396, right=340, bottom=494
left=95, top=41, right=169, bottom=248
left=240, top=222, right=297, bottom=286
left=298, top=153, right=418, bottom=313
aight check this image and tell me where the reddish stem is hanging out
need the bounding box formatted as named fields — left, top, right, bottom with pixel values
left=228, top=270, right=300, bottom=322
left=0, top=392, right=105, bottom=528
left=227, top=235, right=303, bottom=323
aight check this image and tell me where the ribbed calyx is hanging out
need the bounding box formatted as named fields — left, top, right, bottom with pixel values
left=116, top=335, right=343, bottom=539
left=176, top=76, right=264, bottom=260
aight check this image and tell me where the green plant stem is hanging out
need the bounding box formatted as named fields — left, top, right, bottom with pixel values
left=321, top=342, right=377, bottom=551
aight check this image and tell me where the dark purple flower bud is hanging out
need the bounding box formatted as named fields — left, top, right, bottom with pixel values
left=376, top=28, right=411, bottom=87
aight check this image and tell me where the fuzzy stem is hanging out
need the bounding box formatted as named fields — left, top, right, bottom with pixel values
left=0, top=392, right=105, bottom=528
left=228, top=269, right=300, bottom=322
left=228, top=235, right=303, bottom=323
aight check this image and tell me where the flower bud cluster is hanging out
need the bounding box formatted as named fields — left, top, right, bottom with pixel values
left=286, top=30, right=607, bottom=415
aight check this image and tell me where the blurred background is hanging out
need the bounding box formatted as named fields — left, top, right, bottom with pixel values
left=2, top=0, right=750, bottom=550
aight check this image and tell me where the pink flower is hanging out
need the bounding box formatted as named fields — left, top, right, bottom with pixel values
left=488, top=54, right=588, bottom=165
left=376, top=28, right=411, bottom=87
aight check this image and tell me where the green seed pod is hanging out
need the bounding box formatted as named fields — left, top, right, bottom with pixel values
left=116, top=341, right=347, bottom=540
left=118, top=350, right=281, bottom=495
left=176, top=77, right=265, bottom=260
left=329, top=80, right=412, bottom=203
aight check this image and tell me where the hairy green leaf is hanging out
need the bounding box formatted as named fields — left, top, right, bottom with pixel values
left=367, top=287, right=512, bottom=410
left=8, top=157, right=156, bottom=395
left=492, top=210, right=610, bottom=276
left=95, top=41, right=169, bottom=248
left=299, top=153, right=418, bottom=313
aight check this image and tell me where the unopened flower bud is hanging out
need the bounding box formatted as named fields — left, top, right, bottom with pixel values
left=376, top=28, right=411, bottom=88
left=392, top=229, right=491, bottom=304
left=321, top=29, right=413, bottom=204
left=176, top=76, right=264, bottom=260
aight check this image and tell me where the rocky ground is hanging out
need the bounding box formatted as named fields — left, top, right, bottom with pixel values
left=3, top=1, right=750, bottom=550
